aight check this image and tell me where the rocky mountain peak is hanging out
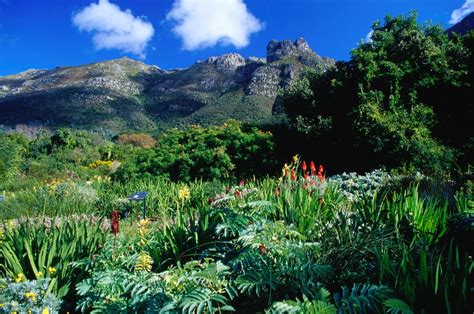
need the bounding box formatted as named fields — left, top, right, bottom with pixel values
left=266, top=37, right=317, bottom=63
left=294, top=37, right=312, bottom=52
left=205, top=53, right=246, bottom=72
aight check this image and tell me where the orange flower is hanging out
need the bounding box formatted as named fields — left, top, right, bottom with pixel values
left=291, top=169, right=297, bottom=181
left=318, top=164, right=324, bottom=174
left=301, top=161, right=307, bottom=172
left=318, top=172, right=325, bottom=182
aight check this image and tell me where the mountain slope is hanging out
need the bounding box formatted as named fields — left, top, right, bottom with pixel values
left=448, top=12, right=474, bottom=35
left=0, top=38, right=334, bottom=133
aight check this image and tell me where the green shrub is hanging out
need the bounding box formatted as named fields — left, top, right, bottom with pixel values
left=114, top=120, right=277, bottom=182
left=281, top=12, right=472, bottom=175
left=0, top=278, right=62, bottom=314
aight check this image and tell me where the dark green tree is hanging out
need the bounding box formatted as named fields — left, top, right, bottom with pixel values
left=282, top=12, right=473, bottom=175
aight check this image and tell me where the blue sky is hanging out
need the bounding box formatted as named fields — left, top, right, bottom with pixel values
left=0, top=0, right=472, bottom=76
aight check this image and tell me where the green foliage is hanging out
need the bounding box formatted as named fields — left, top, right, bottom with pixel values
left=75, top=236, right=236, bottom=314
left=0, top=216, right=107, bottom=310
left=75, top=269, right=169, bottom=313
left=115, top=120, right=277, bottom=182
left=0, top=155, right=471, bottom=313
left=282, top=12, right=473, bottom=175
left=383, top=298, right=414, bottom=314
left=232, top=220, right=333, bottom=304
left=333, top=284, right=393, bottom=314
left=0, top=133, right=28, bottom=181
left=268, top=295, right=337, bottom=314
left=0, top=278, right=62, bottom=314
left=0, top=179, right=107, bottom=220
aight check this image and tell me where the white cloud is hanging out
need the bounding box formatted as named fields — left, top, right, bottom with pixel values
left=166, top=0, right=263, bottom=50
left=72, top=0, right=154, bottom=58
left=449, top=0, right=474, bottom=24
left=365, top=30, right=374, bottom=43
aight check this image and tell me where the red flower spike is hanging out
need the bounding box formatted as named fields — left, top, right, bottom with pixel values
left=111, top=210, right=120, bottom=257
left=318, top=172, right=325, bottom=182
left=310, top=161, right=316, bottom=172
left=259, top=244, right=266, bottom=254
left=234, top=190, right=241, bottom=198
left=318, top=164, right=324, bottom=174
left=291, top=169, right=297, bottom=181
left=239, top=180, right=245, bottom=186
left=208, top=197, right=215, bottom=205
left=301, top=161, right=307, bottom=172
left=304, top=172, right=309, bottom=180
left=111, top=210, right=120, bottom=235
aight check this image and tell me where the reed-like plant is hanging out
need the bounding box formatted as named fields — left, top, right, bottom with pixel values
left=0, top=216, right=108, bottom=309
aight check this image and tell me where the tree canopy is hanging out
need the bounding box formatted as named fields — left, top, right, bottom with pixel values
left=282, top=12, right=473, bottom=175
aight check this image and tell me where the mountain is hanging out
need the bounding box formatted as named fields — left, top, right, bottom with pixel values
left=448, top=12, right=474, bottom=35
left=0, top=38, right=334, bottom=133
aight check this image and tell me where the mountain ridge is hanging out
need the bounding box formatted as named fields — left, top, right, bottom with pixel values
left=0, top=38, right=334, bottom=133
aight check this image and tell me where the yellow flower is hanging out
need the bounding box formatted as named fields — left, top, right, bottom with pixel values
left=137, top=219, right=149, bottom=247
left=25, top=291, right=37, bottom=302
left=36, top=271, right=43, bottom=278
left=5, top=219, right=15, bottom=230
left=135, top=251, right=153, bottom=272
left=42, top=309, right=49, bottom=314
left=139, top=219, right=149, bottom=228
left=178, top=186, right=190, bottom=201
left=15, top=273, right=24, bottom=283
left=0, top=303, right=4, bottom=308
left=48, top=267, right=56, bottom=275
left=293, top=154, right=299, bottom=164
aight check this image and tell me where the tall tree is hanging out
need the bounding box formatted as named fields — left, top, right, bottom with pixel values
left=283, top=12, right=472, bottom=174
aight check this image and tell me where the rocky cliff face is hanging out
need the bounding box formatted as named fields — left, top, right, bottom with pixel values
left=0, top=38, right=334, bottom=132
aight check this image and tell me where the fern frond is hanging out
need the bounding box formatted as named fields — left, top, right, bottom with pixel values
left=383, top=298, right=414, bottom=314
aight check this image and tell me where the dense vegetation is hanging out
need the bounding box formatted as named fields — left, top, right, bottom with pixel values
left=0, top=13, right=473, bottom=314
left=281, top=12, right=473, bottom=175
